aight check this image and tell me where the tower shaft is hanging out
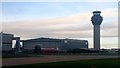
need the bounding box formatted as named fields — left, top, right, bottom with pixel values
left=94, top=25, right=100, bottom=50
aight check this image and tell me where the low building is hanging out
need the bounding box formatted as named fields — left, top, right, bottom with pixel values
left=0, top=32, right=14, bottom=52
left=22, top=38, right=88, bottom=52
left=1, top=32, right=21, bottom=52
left=0, top=32, right=89, bottom=53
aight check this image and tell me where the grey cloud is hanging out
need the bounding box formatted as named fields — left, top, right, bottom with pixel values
left=2, top=8, right=118, bottom=39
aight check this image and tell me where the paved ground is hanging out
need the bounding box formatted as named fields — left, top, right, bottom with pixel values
left=2, top=55, right=119, bottom=66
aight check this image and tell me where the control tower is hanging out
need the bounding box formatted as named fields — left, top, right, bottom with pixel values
left=91, top=11, right=103, bottom=50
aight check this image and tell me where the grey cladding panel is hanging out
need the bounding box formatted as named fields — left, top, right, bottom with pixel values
left=2, top=34, right=13, bottom=43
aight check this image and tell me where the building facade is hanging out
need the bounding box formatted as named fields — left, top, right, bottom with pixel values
left=1, top=33, right=21, bottom=52
left=1, top=33, right=14, bottom=51
left=22, top=38, right=88, bottom=51
left=1, top=33, right=88, bottom=52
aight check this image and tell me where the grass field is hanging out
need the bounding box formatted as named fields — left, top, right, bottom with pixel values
left=2, top=58, right=120, bottom=68
left=2, top=52, right=119, bottom=58
left=2, top=53, right=43, bottom=58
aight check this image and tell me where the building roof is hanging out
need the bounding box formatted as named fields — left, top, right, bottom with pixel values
left=21, top=37, right=88, bottom=42
left=21, top=38, right=62, bottom=42
left=0, top=32, right=14, bottom=36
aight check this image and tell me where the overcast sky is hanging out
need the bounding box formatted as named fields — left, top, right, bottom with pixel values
left=1, top=0, right=119, bottom=49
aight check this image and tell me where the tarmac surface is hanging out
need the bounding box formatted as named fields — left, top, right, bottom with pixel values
left=2, top=55, right=119, bottom=66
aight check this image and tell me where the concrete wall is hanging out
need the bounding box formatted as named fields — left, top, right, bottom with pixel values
left=94, top=25, right=100, bottom=50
